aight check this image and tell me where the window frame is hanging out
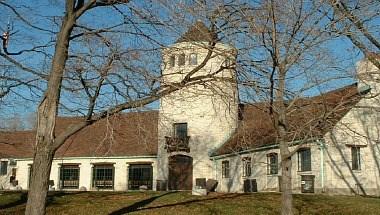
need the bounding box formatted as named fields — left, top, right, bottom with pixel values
left=242, top=157, right=252, bottom=177
left=222, top=160, right=230, bottom=178
left=173, top=123, right=188, bottom=139
left=297, top=148, right=311, bottom=172
left=267, top=153, right=278, bottom=175
left=189, top=53, right=197, bottom=65
left=178, top=53, right=186, bottom=66
left=92, top=164, right=114, bottom=190
left=0, top=161, right=8, bottom=176
left=59, top=165, right=80, bottom=189
left=169, top=55, right=175, bottom=67
left=351, top=146, right=361, bottom=171
left=128, top=164, right=153, bottom=190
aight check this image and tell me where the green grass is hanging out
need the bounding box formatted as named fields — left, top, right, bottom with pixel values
left=1, top=191, right=379, bottom=215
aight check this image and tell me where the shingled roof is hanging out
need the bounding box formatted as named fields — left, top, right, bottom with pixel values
left=176, top=21, right=217, bottom=43
left=0, top=111, right=158, bottom=159
left=212, top=83, right=365, bottom=156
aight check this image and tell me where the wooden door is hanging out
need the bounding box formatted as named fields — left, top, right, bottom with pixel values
left=168, top=155, right=193, bottom=190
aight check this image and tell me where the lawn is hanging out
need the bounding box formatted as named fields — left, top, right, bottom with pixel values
left=1, top=191, right=379, bottom=215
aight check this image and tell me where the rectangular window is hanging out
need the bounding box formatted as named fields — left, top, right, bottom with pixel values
left=267, top=153, right=278, bottom=175
left=242, top=157, right=251, bottom=177
left=169, top=55, right=175, bottom=67
left=189, top=53, right=197, bottom=65
left=59, top=165, right=80, bottom=189
left=178, top=54, right=185, bottom=66
left=128, top=164, right=153, bottom=190
left=351, top=147, right=361, bottom=170
left=222, top=160, right=230, bottom=178
left=92, top=165, right=114, bottom=189
left=0, top=161, right=8, bottom=175
left=298, top=148, right=311, bottom=172
left=174, top=123, right=187, bottom=139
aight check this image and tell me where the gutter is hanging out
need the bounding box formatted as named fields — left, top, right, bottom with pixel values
left=14, top=155, right=158, bottom=162
left=210, top=143, right=279, bottom=160
left=317, top=139, right=326, bottom=192
left=210, top=138, right=322, bottom=160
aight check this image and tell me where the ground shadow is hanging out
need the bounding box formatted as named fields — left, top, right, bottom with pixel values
left=0, top=191, right=88, bottom=210
left=0, top=192, right=28, bottom=210
left=109, top=192, right=245, bottom=215
left=109, top=191, right=177, bottom=215
left=46, top=191, right=86, bottom=206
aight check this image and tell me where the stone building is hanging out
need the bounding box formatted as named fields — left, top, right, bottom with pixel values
left=0, top=22, right=379, bottom=196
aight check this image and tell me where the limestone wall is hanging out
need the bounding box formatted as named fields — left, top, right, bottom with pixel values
left=10, top=156, right=157, bottom=191
left=157, top=41, right=238, bottom=187
left=214, top=143, right=324, bottom=194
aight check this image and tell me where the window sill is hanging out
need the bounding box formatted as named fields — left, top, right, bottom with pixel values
left=297, top=171, right=313, bottom=175
left=267, top=174, right=278, bottom=177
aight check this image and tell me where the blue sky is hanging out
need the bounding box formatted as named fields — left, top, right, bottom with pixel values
left=0, top=0, right=378, bottom=128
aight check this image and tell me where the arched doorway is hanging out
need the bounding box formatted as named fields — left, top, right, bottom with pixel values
left=168, top=155, right=193, bottom=190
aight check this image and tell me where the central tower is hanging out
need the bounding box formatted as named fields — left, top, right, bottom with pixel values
left=157, top=21, right=238, bottom=191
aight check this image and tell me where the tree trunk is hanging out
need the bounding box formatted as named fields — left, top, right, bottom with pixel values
left=277, top=67, right=293, bottom=215
left=280, top=143, right=293, bottom=215
left=25, top=2, right=76, bottom=214
left=25, top=145, right=54, bottom=215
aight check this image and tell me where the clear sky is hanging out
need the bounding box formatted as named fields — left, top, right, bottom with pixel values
left=0, top=0, right=377, bottom=129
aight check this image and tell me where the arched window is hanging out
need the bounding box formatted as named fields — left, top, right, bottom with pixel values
left=178, top=53, right=186, bottom=66
left=224, top=57, right=234, bottom=67
left=169, top=55, right=175, bottom=67
left=189, top=53, right=197, bottom=65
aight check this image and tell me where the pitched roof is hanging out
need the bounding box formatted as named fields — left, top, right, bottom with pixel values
left=0, top=111, right=158, bottom=159
left=176, top=21, right=217, bottom=43
left=212, top=83, right=365, bottom=156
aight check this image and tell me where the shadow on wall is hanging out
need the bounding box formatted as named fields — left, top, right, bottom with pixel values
left=326, top=106, right=380, bottom=196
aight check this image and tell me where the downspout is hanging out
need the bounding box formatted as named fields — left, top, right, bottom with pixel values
left=317, top=140, right=326, bottom=192
left=212, top=157, right=218, bottom=179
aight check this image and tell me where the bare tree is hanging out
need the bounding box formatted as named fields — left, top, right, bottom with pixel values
left=327, top=0, right=380, bottom=69
left=0, top=1, right=225, bottom=214
left=213, top=1, right=347, bottom=214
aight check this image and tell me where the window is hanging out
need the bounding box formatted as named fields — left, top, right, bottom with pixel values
left=0, top=161, right=8, bottom=176
left=92, top=164, right=114, bottom=189
left=222, top=160, right=230, bottom=178
left=267, top=153, right=278, bottom=175
left=189, top=53, right=197, bottom=65
left=169, top=55, right=175, bottom=67
left=128, top=164, right=153, bottom=190
left=174, top=123, right=187, bottom=139
left=351, top=147, right=361, bottom=170
left=178, top=53, right=185, bottom=66
left=59, top=165, right=80, bottom=189
left=223, top=58, right=232, bottom=67
left=298, top=148, right=311, bottom=172
left=242, top=157, right=251, bottom=177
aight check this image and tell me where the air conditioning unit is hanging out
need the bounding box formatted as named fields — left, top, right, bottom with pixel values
left=301, top=175, right=315, bottom=193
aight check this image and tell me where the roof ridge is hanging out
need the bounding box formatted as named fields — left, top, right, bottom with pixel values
left=176, top=20, right=217, bottom=43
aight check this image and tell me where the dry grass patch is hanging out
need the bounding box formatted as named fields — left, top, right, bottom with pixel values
left=1, top=191, right=380, bottom=215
